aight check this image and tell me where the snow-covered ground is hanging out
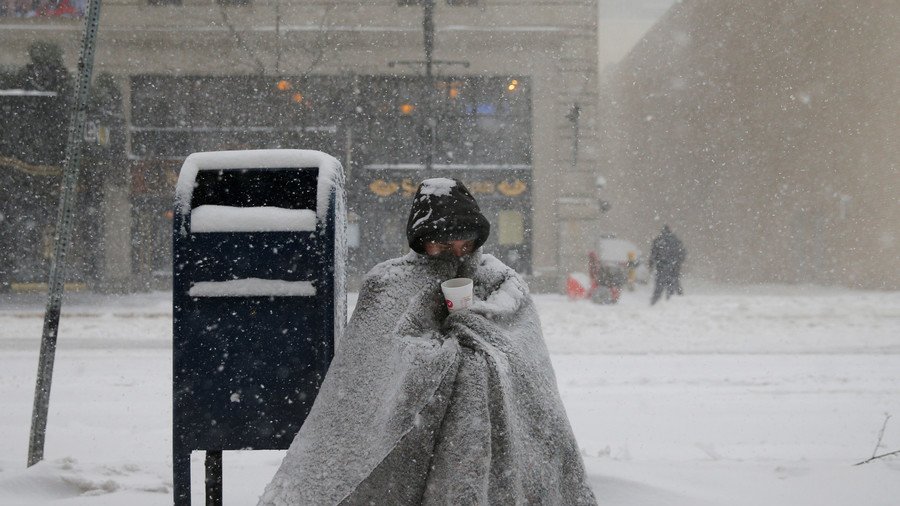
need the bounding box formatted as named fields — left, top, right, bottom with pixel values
left=1, top=280, right=899, bottom=505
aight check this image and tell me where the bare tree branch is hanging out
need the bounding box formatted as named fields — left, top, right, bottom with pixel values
left=854, top=413, right=899, bottom=466
left=217, top=2, right=335, bottom=77
left=295, top=4, right=336, bottom=79
left=854, top=449, right=900, bottom=466
left=871, top=414, right=892, bottom=459
left=219, top=6, right=267, bottom=75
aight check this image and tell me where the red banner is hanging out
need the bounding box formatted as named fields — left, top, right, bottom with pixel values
left=2, top=0, right=85, bottom=18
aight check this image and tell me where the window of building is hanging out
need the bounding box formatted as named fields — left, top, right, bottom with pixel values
left=353, top=75, right=531, bottom=169
left=498, top=211, right=525, bottom=245
left=130, top=75, right=344, bottom=159
left=130, top=74, right=528, bottom=166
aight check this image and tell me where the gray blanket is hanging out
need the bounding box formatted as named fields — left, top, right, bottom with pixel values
left=258, top=251, right=597, bottom=505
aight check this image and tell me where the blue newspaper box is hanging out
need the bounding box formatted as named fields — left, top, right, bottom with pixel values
left=172, top=150, right=345, bottom=505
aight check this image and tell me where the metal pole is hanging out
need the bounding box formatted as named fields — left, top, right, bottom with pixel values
left=423, top=0, right=435, bottom=172
left=423, top=0, right=434, bottom=80
left=28, top=0, right=103, bottom=467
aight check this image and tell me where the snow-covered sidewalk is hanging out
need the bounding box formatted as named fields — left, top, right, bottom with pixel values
left=1, top=282, right=898, bottom=505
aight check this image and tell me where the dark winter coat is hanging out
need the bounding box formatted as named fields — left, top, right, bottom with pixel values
left=406, top=178, right=491, bottom=254
left=649, top=226, right=686, bottom=273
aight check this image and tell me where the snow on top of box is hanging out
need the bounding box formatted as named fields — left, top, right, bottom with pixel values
left=0, top=89, right=58, bottom=97
left=175, top=149, right=343, bottom=221
left=418, top=178, right=456, bottom=197
left=188, top=278, right=316, bottom=297
left=191, top=205, right=316, bottom=233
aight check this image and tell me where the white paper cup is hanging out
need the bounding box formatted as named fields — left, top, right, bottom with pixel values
left=441, top=277, right=474, bottom=312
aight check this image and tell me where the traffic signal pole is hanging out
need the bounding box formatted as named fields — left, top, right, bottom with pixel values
left=28, top=0, right=103, bottom=467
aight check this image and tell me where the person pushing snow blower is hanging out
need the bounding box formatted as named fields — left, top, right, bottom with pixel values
left=258, top=178, right=596, bottom=505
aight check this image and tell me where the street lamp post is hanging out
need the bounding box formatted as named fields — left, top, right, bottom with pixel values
left=424, top=0, right=434, bottom=79
left=423, top=0, right=435, bottom=172
left=389, top=0, right=468, bottom=173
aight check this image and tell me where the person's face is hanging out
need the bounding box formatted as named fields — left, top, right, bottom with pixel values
left=424, top=239, right=475, bottom=258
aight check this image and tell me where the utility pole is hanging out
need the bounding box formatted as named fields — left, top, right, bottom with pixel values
left=423, top=0, right=434, bottom=79
left=423, top=0, right=435, bottom=172
left=389, top=1, right=468, bottom=172
left=29, top=0, right=103, bottom=467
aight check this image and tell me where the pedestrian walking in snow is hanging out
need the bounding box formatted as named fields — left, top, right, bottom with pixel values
left=649, top=225, right=686, bottom=305
left=258, top=178, right=596, bottom=505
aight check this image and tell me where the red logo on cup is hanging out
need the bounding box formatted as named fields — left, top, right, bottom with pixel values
left=446, top=299, right=453, bottom=309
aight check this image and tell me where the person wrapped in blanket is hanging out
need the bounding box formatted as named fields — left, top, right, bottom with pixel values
left=258, top=178, right=597, bottom=505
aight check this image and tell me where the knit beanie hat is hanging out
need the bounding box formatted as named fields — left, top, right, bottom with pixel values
left=406, top=178, right=491, bottom=255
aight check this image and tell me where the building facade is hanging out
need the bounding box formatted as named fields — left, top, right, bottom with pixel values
left=598, top=0, right=899, bottom=289
left=1, top=0, right=602, bottom=291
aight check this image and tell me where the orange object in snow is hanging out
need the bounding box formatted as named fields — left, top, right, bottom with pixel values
left=566, top=272, right=591, bottom=300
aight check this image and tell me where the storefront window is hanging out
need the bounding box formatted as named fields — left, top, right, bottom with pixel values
left=498, top=210, right=524, bottom=245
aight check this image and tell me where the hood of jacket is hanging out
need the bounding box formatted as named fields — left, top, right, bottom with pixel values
left=406, top=178, right=490, bottom=255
